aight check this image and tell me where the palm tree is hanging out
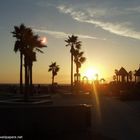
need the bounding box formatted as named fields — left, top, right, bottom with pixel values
left=73, top=49, right=86, bottom=82
left=26, top=32, right=46, bottom=94
left=48, top=62, right=60, bottom=85
left=113, top=75, right=117, bottom=81
left=65, top=35, right=81, bottom=88
left=95, top=73, right=99, bottom=81
left=115, top=69, right=119, bottom=82
left=12, top=24, right=27, bottom=94
left=12, top=24, right=47, bottom=100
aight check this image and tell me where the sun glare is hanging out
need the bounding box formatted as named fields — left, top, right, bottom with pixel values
left=41, top=37, right=47, bottom=45
left=84, top=68, right=98, bottom=81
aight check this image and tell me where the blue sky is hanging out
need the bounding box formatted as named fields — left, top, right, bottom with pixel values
left=1, top=0, right=140, bottom=83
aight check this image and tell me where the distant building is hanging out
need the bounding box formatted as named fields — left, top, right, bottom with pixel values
left=134, top=67, right=140, bottom=82
left=117, top=67, right=128, bottom=83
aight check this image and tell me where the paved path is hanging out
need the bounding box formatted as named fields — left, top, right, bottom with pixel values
left=91, top=94, right=140, bottom=140
left=52, top=93, right=140, bottom=140
left=1, top=92, right=140, bottom=139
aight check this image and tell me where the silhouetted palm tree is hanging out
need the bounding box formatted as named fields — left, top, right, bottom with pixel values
left=73, top=49, right=86, bottom=82
left=115, top=69, right=119, bottom=82
left=65, top=35, right=81, bottom=88
left=26, top=32, right=46, bottom=94
left=95, top=73, right=99, bottom=81
left=113, top=75, right=117, bottom=81
left=48, top=62, right=60, bottom=85
left=12, top=24, right=47, bottom=100
left=12, top=24, right=27, bottom=94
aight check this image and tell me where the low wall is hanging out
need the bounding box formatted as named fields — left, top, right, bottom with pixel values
left=0, top=104, right=92, bottom=135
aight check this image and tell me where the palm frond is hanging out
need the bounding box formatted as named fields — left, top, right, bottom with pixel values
left=80, top=57, right=86, bottom=63
left=56, top=66, right=59, bottom=71
left=48, top=68, right=52, bottom=72
left=48, top=62, right=60, bottom=77
left=14, top=41, right=21, bottom=52
left=79, top=51, right=84, bottom=57
left=75, top=43, right=81, bottom=49
left=65, top=39, right=69, bottom=43
left=36, top=48, right=44, bottom=53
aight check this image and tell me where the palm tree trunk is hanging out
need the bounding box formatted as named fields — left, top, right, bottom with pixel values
left=20, top=52, right=23, bottom=94
left=52, top=75, right=54, bottom=85
left=75, top=64, right=79, bottom=94
left=76, top=65, right=79, bottom=82
left=24, top=64, right=28, bottom=101
left=71, top=52, right=73, bottom=88
left=29, top=63, right=33, bottom=95
left=24, top=56, right=29, bottom=101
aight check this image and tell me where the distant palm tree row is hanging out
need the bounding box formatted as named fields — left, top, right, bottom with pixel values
left=12, top=24, right=86, bottom=98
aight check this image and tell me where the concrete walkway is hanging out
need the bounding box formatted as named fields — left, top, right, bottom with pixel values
left=51, top=93, right=140, bottom=140
left=1, top=92, right=140, bottom=139
left=91, top=94, right=140, bottom=140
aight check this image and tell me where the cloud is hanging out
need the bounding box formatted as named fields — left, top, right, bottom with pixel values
left=34, top=28, right=67, bottom=38
left=86, top=8, right=107, bottom=18
left=33, top=28, right=104, bottom=40
left=57, top=5, right=86, bottom=21
left=126, top=6, right=140, bottom=13
left=57, top=5, right=140, bottom=40
left=82, top=19, right=140, bottom=40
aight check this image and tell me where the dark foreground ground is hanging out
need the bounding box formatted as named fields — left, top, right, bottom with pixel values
left=0, top=90, right=140, bottom=140
left=0, top=92, right=110, bottom=140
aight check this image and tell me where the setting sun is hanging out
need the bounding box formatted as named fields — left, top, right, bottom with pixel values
left=83, top=68, right=98, bottom=81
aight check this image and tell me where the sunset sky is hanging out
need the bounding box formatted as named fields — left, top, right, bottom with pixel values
left=1, top=0, right=140, bottom=84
